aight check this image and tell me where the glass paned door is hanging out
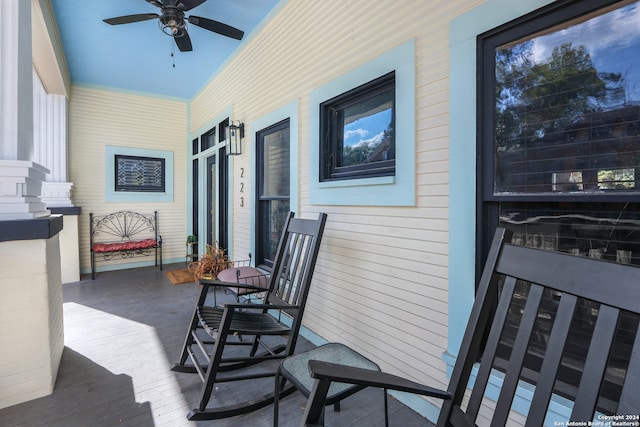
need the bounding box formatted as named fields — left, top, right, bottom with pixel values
left=206, top=154, right=216, bottom=248
left=192, top=121, right=230, bottom=258
left=206, top=150, right=229, bottom=251
left=256, top=119, right=290, bottom=268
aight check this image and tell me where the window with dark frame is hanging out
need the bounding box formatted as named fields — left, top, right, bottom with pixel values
left=115, top=155, right=165, bottom=192
left=192, top=157, right=198, bottom=238
left=256, top=119, right=290, bottom=269
left=192, top=137, right=199, bottom=155
left=201, top=127, right=215, bottom=152
left=320, top=71, right=395, bottom=181
left=218, top=118, right=229, bottom=143
left=478, top=0, right=640, bottom=413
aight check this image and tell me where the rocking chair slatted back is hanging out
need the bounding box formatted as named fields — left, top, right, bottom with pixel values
left=301, top=228, right=640, bottom=426
left=267, top=218, right=322, bottom=309
left=439, top=229, right=640, bottom=426
left=171, top=211, right=328, bottom=421
left=263, top=212, right=328, bottom=349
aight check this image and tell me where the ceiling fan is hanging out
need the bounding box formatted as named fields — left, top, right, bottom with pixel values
left=103, top=0, right=244, bottom=52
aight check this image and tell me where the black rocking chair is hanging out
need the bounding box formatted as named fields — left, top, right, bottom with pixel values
left=171, top=211, right=328, bottom=420
left=299, top=228, right=640, bottom=426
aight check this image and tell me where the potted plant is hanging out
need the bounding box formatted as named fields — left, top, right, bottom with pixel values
left=186, top=235, right=198, bottom=263
left=188, top=243, right=232, bottom=284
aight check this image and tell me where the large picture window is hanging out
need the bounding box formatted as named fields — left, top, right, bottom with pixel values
left=479, top=0, right=640, bottom=414
left=319, top=72, right=395, bottom=181
left=480, top=0, right=640, bottom=262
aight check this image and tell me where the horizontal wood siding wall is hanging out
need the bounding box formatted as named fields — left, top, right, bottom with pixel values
left=68, top=86, right=188, bottom=273
left=190, top=0, right=485, bottom=397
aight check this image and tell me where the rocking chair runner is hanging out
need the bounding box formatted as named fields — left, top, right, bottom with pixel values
left=171, top=211, right=328, bottom=421
left=298, top=228, right=640, bottom=426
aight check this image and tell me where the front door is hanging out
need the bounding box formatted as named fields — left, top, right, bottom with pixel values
left=206, top=148, right=228, bottom=251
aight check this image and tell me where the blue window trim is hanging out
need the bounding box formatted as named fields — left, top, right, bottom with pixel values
left=440, top=351, right=573, bottom=425
left=249, top=100, right=299, bottom=254
left=448, top=1, right=575, bottom=425
left=310, top=39, right=415, bottom=206
left=105, top=145, right=174, bottom=202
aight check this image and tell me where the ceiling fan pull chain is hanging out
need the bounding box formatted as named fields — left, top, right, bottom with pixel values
left=171, top=39, right=176, bottom=68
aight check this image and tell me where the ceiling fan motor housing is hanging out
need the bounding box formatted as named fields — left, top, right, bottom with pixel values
left=159, top=7, right=186, bottom=36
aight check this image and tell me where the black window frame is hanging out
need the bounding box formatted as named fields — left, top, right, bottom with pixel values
left=319, top=71, right=396, bottom=182
left=477, top=0, right=640, bottom=412
left=256, top=118, right=291, bottom=269
left=476, top=0, right=640, bottom=271
left=218, top=118, right=229, bottom=143
left=201, top=127, right=215, bottom=152
left=192, top=137, right=199, bottom=155
left=192, top=157, right=198, bottom=238
left=114, top=154, right=166, bottom=193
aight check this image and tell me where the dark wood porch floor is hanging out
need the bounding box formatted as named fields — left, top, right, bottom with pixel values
left=0, top=264, right=432, bottom=427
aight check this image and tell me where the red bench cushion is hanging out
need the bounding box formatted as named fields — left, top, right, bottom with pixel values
left=93, top=238, right=158, bottom=253
left=217, top=266, right=269, bottom=295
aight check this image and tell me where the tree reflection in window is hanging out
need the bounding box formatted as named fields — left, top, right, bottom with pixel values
left=320, top=71, right=395, bottom=181
left=493, top=2, right=640, bottom=194
left=480, top=0, right=640, bottom=413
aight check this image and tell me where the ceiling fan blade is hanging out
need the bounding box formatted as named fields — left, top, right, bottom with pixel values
left=174, top=31, right=193, bottom=52
left=188, top=16, right=244, bottom=40
left=103, top=13, right=158, bottom=25
left=177, top=0, right=206, bottom=11
left=145, top=0, right=165, bottom=7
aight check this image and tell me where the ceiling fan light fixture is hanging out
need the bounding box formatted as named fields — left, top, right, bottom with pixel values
left=159, top=9, right=186, bottom=36
left=159, top=20, right=186, bottom=36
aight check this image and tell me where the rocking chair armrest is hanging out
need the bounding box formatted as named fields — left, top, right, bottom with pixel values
left=221, top=303, right=300, bottom=311
left=196, top=280, right=262, bottom=306
left=199, top=278, right=267, bottom=292
left=308, top=360, right=451, bottom=400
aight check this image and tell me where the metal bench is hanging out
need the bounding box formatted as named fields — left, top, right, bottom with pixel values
left=89, top=211, right=162, bottom=279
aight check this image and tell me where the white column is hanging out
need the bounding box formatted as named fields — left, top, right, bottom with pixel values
left=0, top=0, right=32, bottom=161
left=33, top=70, right=73, bottom=207
left=0, top=0, right=50, bottom=219
left=0, top=2, right=65, bottom=408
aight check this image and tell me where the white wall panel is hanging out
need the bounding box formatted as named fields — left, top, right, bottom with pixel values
left=68, top=86, right=188, bottom=273
left=186, top=0, right=489, bottom=396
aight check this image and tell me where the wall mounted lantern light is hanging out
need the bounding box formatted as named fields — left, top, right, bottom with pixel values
left=227, top=120, right=244, bottom=156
